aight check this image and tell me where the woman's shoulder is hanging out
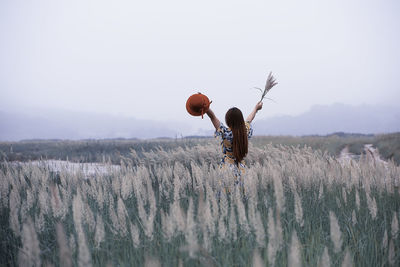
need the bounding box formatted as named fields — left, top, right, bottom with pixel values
left=215, top=122, right=232, bottom=139
left=245, top=121, right=252, bottom=130
left=245, top=121, right=253, bottom=138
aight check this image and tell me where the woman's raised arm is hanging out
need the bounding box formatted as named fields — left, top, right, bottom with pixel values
left=246, top=101, right=263, bottom=123
left=206, top=108, right=221, bottom=130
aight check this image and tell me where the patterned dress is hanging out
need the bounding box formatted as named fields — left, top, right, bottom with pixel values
left=214, top=121, right=253, bottom=182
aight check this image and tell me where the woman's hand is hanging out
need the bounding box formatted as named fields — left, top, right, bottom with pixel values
left=255, top=101, right=263, bottom=111
left=247, top=102, right=263, bottom=123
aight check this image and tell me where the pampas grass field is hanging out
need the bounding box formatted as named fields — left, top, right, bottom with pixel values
left=1, top=139, right=400, bottom=266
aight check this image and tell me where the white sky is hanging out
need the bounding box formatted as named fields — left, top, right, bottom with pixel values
left=1, top=0, right=399, bottom=131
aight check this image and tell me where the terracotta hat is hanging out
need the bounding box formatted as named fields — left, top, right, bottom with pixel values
left=186, top=92, right=212, bottom=119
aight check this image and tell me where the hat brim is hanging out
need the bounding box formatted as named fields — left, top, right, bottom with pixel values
left=186, top=93, right=211, bottom=118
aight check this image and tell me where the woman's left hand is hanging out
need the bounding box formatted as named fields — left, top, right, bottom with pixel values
left=255, top=101, right=263, bottom=111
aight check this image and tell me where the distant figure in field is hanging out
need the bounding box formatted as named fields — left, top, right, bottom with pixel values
left=205, top=74, right=277, bottom=183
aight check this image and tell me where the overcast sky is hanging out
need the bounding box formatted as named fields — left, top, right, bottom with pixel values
left=1, top=0, right=399, bottom=132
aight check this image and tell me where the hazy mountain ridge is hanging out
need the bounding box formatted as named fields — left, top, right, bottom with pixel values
left=253, top=103, right=400, bottom=136
left=0, top=103, right=399, bottom=141
left=0, top=110, right=179, bottom=141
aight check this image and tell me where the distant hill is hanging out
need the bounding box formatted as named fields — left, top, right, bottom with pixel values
left=0, top=103, right=399, bottom=141
left=253, top=103, right=400, bottom=136
left=0, top=110, right=179, bottom=141
left=325, top=132, right=374, bottom=138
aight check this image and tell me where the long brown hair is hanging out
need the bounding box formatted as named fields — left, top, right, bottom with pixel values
left=225, top=107, right=248, bottom=164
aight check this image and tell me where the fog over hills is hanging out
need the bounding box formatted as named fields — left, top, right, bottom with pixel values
left=0, top=103, right=399, bottom=141
left=0, top=109, right=180, bottom=141
left=253, top=103, right=400, bottom=136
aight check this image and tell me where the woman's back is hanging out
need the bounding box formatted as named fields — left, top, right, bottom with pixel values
left=215, top=120, right=253, bottom=166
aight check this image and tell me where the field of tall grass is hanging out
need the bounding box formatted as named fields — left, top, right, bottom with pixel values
left=1, top=132, right=399, bottom=164
left=1, top=141, right=400, bottom=266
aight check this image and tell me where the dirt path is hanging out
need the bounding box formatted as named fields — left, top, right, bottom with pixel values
left=364, top=144, right=387, bottom=165
left=339, top=144, right=387, bottom=166
left=339, top=145, right=354, bottom=162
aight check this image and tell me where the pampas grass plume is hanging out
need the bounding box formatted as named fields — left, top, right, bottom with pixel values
left=288, top=230, right=301, bottom=267
left=9, top=187, right=21, bottom=236
left=294, top=190, right=304, bottom=227
left=272, top=169, right=285, bottom=213
left=267, top=208, right=277, bottom=266
left=252, top=249, right=264, bottom=267
left=366, top=193, right=377, bottom=219
left=352, top=210, right=357, bottom=225
left=56, top=223, right=72, bottom=267
left=388, top=239, right=395, bottom=266
left=229, top=204, right=237, bottom=241
left=130, top=222, right=140, bottom=247
left=318, top=247, right=330, bottom=267
left=355, top=189, right=360, bottom=210
left=117, top=197, right=129, bottom=236
left=329, top=211, right=342, bottom=253
left=94, top=214, right=105, bottom=248
left=18, top=217, right=41, bottom=267
left=341, top=248, right=353, bottom=267
left=382, top=229, right=388, bottom=250
left=391, top=212, right=398, bottom=238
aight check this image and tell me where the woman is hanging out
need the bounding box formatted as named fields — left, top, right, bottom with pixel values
left=206, top=102, right=262, bottom=183
left=205, top=75, right=277, bottom=183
